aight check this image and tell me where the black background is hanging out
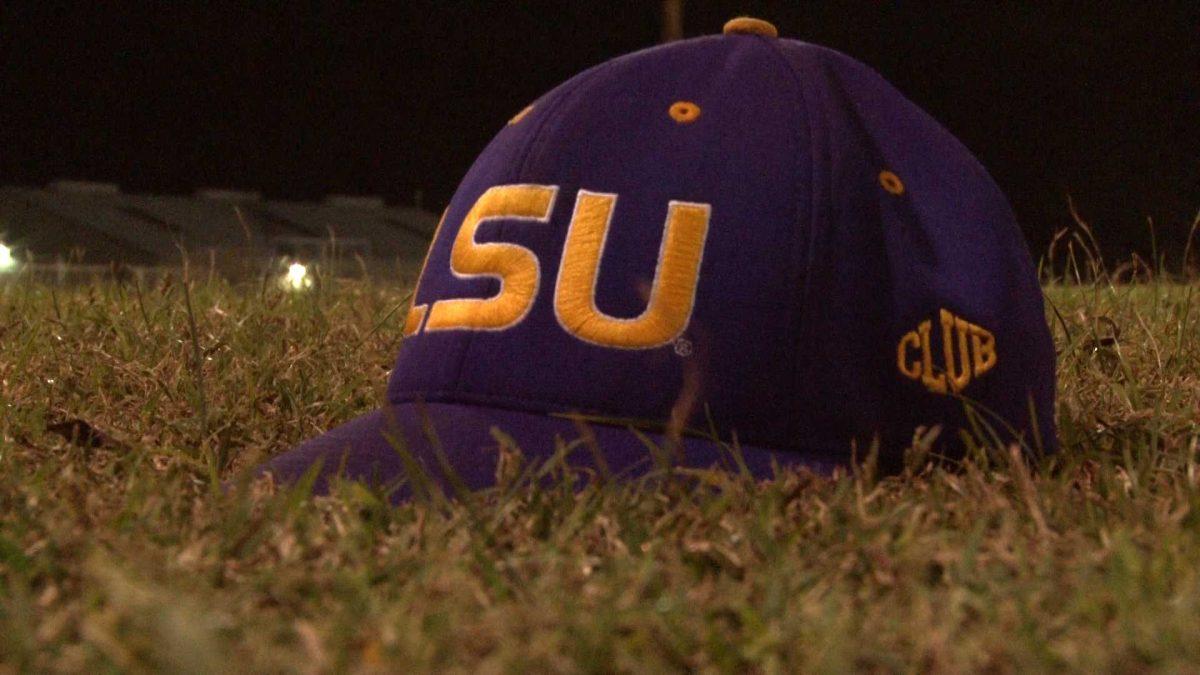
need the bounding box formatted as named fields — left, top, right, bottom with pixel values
left=2, top=2, right=1196, bottom=262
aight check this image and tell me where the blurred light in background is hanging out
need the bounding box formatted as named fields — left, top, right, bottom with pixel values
left=0, top=243, right=16, bottom=272
left=282, top=261, right=312, bottom=291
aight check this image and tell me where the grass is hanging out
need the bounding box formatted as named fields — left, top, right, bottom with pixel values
left=0, top=267, right=1199, bottom=672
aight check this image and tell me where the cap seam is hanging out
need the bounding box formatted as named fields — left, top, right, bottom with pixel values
left=515, top=62, right=614, bottom=180
left=760, top=37, right=819, bottom=445
left=391, top=388, right=648, bottom=423
left=448, top=77, right=597, bottom=397
left=388, top=389, right=850, bottom=463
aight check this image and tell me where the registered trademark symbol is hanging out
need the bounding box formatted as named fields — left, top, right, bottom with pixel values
left=673, top=338, right=693, bottom=357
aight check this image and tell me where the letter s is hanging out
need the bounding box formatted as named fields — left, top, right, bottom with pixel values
left=424, top=185, right=558, bottom=332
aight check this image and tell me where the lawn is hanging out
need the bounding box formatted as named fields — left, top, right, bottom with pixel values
left=1, top=269, right=1198, bottom=672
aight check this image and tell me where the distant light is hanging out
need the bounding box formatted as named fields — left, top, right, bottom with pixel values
left=282, top=262, right=312, bottom=291
left=0, top=243, right=15, bottom=272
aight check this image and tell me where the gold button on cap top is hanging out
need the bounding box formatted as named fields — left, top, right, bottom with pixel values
left=723, top=17, right=778, bottom=38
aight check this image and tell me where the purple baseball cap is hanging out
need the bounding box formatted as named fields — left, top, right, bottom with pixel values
left=259, top=17, right=1057, bottom=499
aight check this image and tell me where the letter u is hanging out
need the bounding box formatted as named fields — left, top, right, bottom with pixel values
left=554, top=191, right=711, bottom=349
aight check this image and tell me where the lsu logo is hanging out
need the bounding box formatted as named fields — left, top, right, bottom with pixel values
left=897, top=309, right=997, bottom=394
left=404, top=184, right=711, bottom=349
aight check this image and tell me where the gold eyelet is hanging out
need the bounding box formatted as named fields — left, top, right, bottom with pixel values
left=879, top=170, right=905, bottom=195
left=669, top=101, right=701, bottom=124
left=508, top=104, right=534, bottom=126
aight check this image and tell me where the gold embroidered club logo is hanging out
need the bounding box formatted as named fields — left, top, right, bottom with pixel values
left=897, top=309, right=997, bottom=394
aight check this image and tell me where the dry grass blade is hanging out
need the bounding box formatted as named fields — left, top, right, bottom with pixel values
left=0, top=273, right=1199, bottom=672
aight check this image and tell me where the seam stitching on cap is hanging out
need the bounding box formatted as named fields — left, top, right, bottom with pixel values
left=448, top=80, right=587, bottom=398
left=515, top=63, right=612, bottom=180
left=450, top=64, right=614, bottom=399
left=760, top=37, right=818, bottom=444
left=387, top=390, right=851, bottom=463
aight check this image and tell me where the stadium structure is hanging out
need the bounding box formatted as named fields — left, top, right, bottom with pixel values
left=0, top=181, right=439, bottom=281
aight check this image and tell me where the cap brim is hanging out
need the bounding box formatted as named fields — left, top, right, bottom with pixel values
left=258, top=402, right=842, bottom=501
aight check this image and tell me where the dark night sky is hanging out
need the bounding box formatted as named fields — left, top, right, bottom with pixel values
left=2, top=2, right=1196, bottom=260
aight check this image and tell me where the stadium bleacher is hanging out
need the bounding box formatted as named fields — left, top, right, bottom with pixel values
left=0, top=182, right=439, bottom=276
